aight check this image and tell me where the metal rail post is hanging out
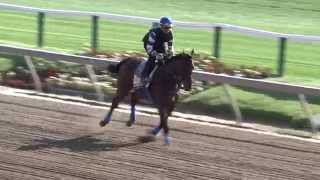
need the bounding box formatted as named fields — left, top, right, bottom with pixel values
left=298, top=94, right=318, bottom=134
left=24, top=56, right=42, bottom=92
left=222, top=84, right=242, bottom=124
left=86, top=65, right=104, bottom=101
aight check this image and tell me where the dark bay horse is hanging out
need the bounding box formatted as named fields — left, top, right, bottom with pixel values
left=99, top=52, right=194, bottom=144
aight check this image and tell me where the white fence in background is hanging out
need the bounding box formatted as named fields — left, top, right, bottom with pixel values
left=0, top=44, right=319, bottom=133
left=1, top=3, right=320, bottom=42
left=2, top=3, right=320, bottom=77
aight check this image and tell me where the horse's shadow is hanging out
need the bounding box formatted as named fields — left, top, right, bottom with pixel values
left=17, top=134, right=155, bottom=152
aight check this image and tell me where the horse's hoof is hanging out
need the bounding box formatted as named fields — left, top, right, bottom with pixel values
left=150, top=127, right=161, bottom=136
left=99, top=120, right=107, bottom=127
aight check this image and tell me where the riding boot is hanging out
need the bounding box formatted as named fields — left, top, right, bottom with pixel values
left=141, top=64, right=150, bottom=82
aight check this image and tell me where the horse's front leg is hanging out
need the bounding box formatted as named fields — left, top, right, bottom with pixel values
left=147, top=103, right=173, bottom=144
left=99, top=95, right=123, bottom=127
left=162, top=110, right=171, bottom=145
left=126, top=92, right=138, bottom=127
left=153, top=107, right=171, bottom=145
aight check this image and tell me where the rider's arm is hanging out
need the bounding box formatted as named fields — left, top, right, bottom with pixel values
left=146, top=31, right=157, bottom=56
left=168, top=32, right=175, bottom=54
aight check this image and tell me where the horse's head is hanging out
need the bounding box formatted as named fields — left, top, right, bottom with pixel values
left=169, top=50, right=194, bottom=91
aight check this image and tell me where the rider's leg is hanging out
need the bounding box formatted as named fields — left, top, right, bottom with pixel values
left=141, top=57, right=156, bottom=81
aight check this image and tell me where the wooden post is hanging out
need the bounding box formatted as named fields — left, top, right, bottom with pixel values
left=277, top=37, right=287, bottom=76
left=213, top=26, right=222, bottom=59
left=37, top=12, right=45, bottom=47
left=91, top=15, right=99, bottom=54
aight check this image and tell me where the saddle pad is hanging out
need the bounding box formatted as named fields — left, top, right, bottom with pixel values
left=134, top=60, right=147, bottom=77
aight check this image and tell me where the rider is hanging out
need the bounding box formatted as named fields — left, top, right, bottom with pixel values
left=141, top=16, right=175, bottom=85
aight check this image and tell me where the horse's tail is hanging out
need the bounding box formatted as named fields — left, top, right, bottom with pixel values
left=107, top=59, right=130, bottom=74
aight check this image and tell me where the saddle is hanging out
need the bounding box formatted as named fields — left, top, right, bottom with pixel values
left=131, top=56, right=170, bottom=103
left=133, top=60, right=159, bottom=89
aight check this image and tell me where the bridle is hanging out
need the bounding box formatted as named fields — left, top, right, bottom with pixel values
left=163, top=56, right=193, bottom=92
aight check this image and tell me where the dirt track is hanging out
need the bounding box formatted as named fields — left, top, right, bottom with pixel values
left=0, top=90, right=320, bottom=180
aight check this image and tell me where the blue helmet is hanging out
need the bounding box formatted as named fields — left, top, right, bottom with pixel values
left=160, top=16, right=173, bottom=27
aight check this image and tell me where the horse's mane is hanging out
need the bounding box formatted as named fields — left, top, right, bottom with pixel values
left=165, top=52, right=192, bottom=65
left=172, top=52, right=191, bottom=59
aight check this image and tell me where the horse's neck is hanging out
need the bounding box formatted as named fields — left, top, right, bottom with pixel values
left=155, top=61, right=182, bottom=87
left=163, top=60, right=179, bottom=76
left=153, top=61, right=180, bottom=92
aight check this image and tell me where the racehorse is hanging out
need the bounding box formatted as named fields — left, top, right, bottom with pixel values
left=99, top=51, right=194, bottom=145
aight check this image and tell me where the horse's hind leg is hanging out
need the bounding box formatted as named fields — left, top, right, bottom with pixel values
left=99, top=94, right=124, bottom=127
left=126, top=92, right=138, bottom=127
left=149, top=125, right=162, bottom=136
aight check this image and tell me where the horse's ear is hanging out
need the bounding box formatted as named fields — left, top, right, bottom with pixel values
left=190, top=48, right=195, bottom=57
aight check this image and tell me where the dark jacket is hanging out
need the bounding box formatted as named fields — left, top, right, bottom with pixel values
left=143, top=27, right=173, bottom=56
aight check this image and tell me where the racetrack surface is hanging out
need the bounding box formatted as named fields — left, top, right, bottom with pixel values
left=0, top=90, right=320, bottom=180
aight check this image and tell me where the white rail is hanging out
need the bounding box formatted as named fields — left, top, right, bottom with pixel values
left=1, top=44, right=319, bottom=96
left=0, top=44, right=319, bottom=131
left=0, top=44, right=118, bottom=66
left=1, top=3, right=320, bottom=42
